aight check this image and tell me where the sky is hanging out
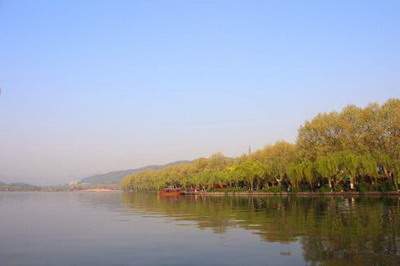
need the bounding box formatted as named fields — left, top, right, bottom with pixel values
left=0, top=0, right=399, bottom=185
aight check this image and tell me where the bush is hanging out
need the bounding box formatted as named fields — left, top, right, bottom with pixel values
left=290, top=187, right=301, bottom=193
left=318, top=185, right=331, bottom=193
left=378, top=181, right=396, bottom=192
left=357, top=182, right=370, bottom=193
left=263, top=186, right=283, bottom=193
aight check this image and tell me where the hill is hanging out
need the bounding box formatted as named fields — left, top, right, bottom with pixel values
left=80, top=161, right=189, bottom=185
left=0, top=181, right=41, bottom=191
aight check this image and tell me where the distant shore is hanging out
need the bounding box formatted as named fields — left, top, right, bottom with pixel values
left=0, top=188, right=121, bottom=192
left=78, top=188, right=120, bottom=192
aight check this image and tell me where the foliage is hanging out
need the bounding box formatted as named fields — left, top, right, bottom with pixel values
left=121, top=99, right=400, bottom=192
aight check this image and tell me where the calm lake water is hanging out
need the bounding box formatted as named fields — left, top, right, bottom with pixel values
left=0, top=192, right=399, bottom=266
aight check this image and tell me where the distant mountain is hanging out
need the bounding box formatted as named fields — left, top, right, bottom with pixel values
left=81, top=169, right=144, bottom=185
left=0, top=181, right=40, bottom=191
left=80, top=161, right=189, bottom=185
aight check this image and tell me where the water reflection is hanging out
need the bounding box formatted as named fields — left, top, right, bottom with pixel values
left=122, top=193, right=400, bottom=265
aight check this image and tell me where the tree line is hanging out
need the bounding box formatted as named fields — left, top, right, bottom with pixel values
left=121, top=98, right=400, bottom=192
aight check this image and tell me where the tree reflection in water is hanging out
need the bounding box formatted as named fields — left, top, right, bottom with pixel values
left=122, top=193, right=400, bottom=265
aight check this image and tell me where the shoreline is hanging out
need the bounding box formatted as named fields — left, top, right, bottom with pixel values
left=77, top=188, right=120, bottom=192
left=180, top=191, right=400, bottom=197
left=0, top=189, right=122, bottom=192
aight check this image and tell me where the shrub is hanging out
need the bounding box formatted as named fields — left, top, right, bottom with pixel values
left=318, top=185, right=331, bottom=193
left=357, top=182, right=370, bottom=193
left=263, top=186, right=283, bottom=193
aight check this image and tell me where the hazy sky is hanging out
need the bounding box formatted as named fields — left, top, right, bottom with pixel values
left=1, top=1, right=399, bottom=185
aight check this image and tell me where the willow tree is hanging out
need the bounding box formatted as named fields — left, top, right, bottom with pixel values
left=252, top=141, right=297, bottom=188
left=316, top=154, right=341, bottom=191
left=122, top=98, right=400, bottom=193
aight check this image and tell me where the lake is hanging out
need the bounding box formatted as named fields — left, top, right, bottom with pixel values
left=0, top=192, right=399, bottom=265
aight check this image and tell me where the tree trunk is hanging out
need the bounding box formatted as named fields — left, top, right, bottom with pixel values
left=390, top=172, right=399, bottom=191
left=328, top=178, right=333, bottom=192
left=350, top=177, right=355, bottom=190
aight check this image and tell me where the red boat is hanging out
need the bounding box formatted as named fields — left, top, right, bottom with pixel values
left=159, top=187, right=182, bottom=197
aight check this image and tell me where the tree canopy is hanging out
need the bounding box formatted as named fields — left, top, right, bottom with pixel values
left=122, top=99, right=400, bottom=192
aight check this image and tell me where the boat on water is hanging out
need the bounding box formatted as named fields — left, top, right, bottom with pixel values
left=159, top=187, right=182, bottom=197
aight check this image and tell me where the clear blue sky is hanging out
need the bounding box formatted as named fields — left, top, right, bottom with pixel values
left=0, top=0, right=399, bottom=185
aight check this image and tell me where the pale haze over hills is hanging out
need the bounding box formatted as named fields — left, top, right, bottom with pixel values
left=80, top=161, right=189, bottom=185
left=0, top=1, right=399, bottom=185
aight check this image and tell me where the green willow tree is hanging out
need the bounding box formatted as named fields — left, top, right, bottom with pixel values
left=122, top=98, right=400, bottom=193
